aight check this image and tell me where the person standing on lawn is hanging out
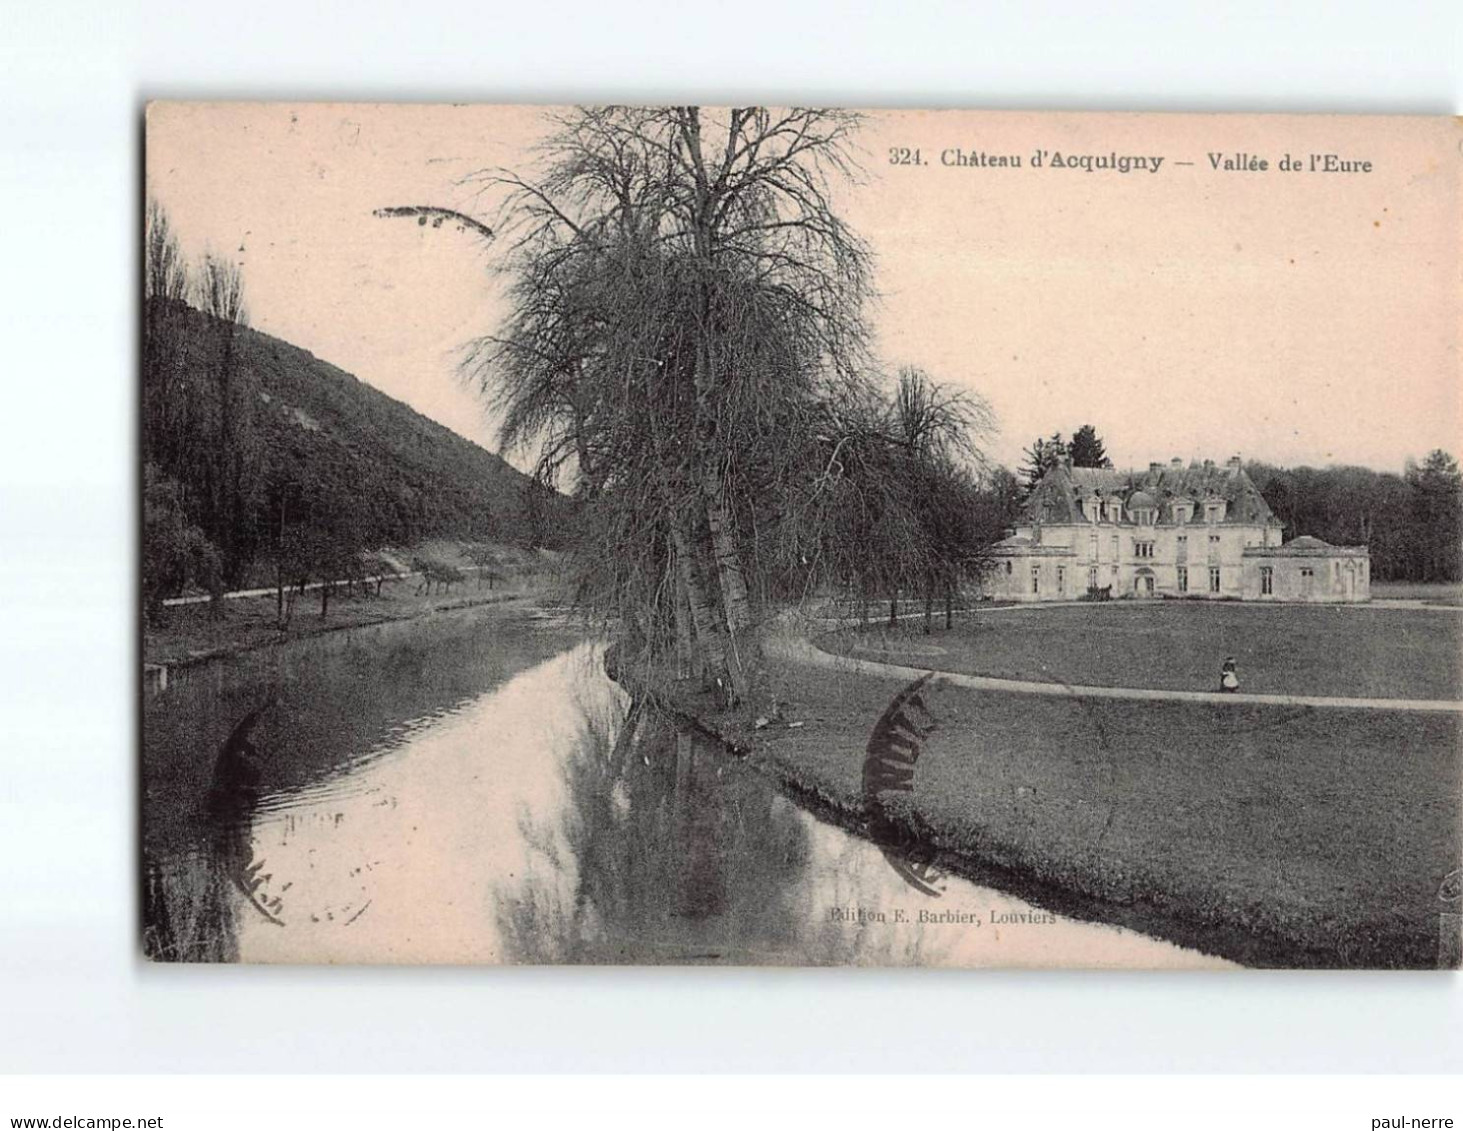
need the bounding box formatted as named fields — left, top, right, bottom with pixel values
left=1219, top=656, right=1239, bottom=693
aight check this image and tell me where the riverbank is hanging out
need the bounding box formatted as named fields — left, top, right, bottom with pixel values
left=145, top=539, right=566, bottom=671
left=672, top=630, right=1459, bottom=969
left=143, top=578, right=555, bottom=671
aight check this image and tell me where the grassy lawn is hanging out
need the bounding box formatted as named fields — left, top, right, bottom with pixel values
left=712, top=656, right=1462, bottom=968
left=824, top=602, right=1462, bottom=701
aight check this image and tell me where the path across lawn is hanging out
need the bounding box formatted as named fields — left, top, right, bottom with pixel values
left=787, top=637, right=1463, bottom=714
left=820, top=601, right=1463, bottom=704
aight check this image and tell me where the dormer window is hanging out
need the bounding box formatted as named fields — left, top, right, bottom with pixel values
left=1127, top=492, right=1158, bottom=526
left=1204, top=501, right=1225, bottom=524
left=1174, top=503, right=1192, bottom=525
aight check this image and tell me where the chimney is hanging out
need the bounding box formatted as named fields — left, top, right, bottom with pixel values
left=1227, top=454, right=1242, bottom=470
left=1148, top=461, right=1162, bottom=474
left=1170, top=457, right=1183, bottom=470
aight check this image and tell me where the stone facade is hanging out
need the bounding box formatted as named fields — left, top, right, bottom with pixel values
left=985, top=456, right=1370, bottom=603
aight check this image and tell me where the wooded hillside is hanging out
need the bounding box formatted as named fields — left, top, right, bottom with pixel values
left=143, top=295, right=562, bottom=611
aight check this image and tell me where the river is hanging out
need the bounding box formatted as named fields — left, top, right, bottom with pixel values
left=142, top=603, right=1231, bottom=967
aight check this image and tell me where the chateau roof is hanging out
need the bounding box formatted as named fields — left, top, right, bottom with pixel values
left=1024, top=459, right=1276, bottom=526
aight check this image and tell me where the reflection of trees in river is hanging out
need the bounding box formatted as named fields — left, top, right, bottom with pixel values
left=496, top=689, right=958, bottom=967
left=142, top=638, right=970, bottom=965
left=143, top=612, right=578, bottom=961
left=497, top=699, right=821, bottom=965
left=144, top=787, right=261, bottom=963
left=143, top=704, right=287, bottom=962
left=143, top=832, right=241, bottom=962
left=145, top=613, right=574, bottom=843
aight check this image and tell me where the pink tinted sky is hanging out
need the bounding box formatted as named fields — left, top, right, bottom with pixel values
left=146, top=103, right=1460, bottom=474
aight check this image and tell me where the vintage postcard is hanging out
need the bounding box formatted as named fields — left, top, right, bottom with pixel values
left=141, top=104, right=1461, bottom=968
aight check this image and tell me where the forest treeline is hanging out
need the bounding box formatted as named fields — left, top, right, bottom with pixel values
left=1245, top=455, right=1461, bottom=583
left=142, top=201, right=554, bottom=621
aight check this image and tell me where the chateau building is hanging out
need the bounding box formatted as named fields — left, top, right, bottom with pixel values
left=985, top=456, right=1371, bottom=603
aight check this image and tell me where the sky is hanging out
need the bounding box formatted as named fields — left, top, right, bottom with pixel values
left=146, top=104, right=1461, bottom=475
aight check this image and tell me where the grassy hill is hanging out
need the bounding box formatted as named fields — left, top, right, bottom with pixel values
left=143, top=299, right=563, bottom=602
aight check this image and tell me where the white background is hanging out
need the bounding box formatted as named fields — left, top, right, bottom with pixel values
left=1, top=0, right=1460, bottom=1075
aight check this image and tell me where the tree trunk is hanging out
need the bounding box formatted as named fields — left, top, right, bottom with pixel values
left=670, top=518, right=728, bottom=688
left=923, top=580, right=933, bottom=635
left=698, top=453, right=753, bottom=698
left=701, top=461, right=752, bottom=632
left=319, top=581, right=330, bottom=620
left=214, top=323, right=237, bottom=582
left=945, top=585, right=954, bottom=630
left=673, top=559, right=695, bottom=680
left=889, top=596, right=898, bottom=627
left=682, top=146, right=755, bottom=699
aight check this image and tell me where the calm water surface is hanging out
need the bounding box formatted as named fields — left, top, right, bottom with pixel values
left=142, top=604, right=1230, bottom=966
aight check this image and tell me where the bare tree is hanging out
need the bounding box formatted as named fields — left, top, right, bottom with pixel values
left=383, top=106, right=876, bottom=703
left=787, top=369, right=996, bottom=631
left=196, top=250, right=259, bottom=606
left=143, top=199, right=195, bottom=480
left=198, top=251, right=248, bottom=327
left=143, top=204, right=270, bottom=616
left=144, top=197, right=191, bottom=303
left=888, top=367, right=996, bottom=631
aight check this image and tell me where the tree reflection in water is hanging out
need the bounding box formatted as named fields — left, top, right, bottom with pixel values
left=497, top=696, right=823, bottom=965
left=494, top=681, right=963, bottom=967
left=142, top=637, right=986, bottom=966
left=143, top=703, right=286, bottom=962
left=142, top=824, right=242, bottom=963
